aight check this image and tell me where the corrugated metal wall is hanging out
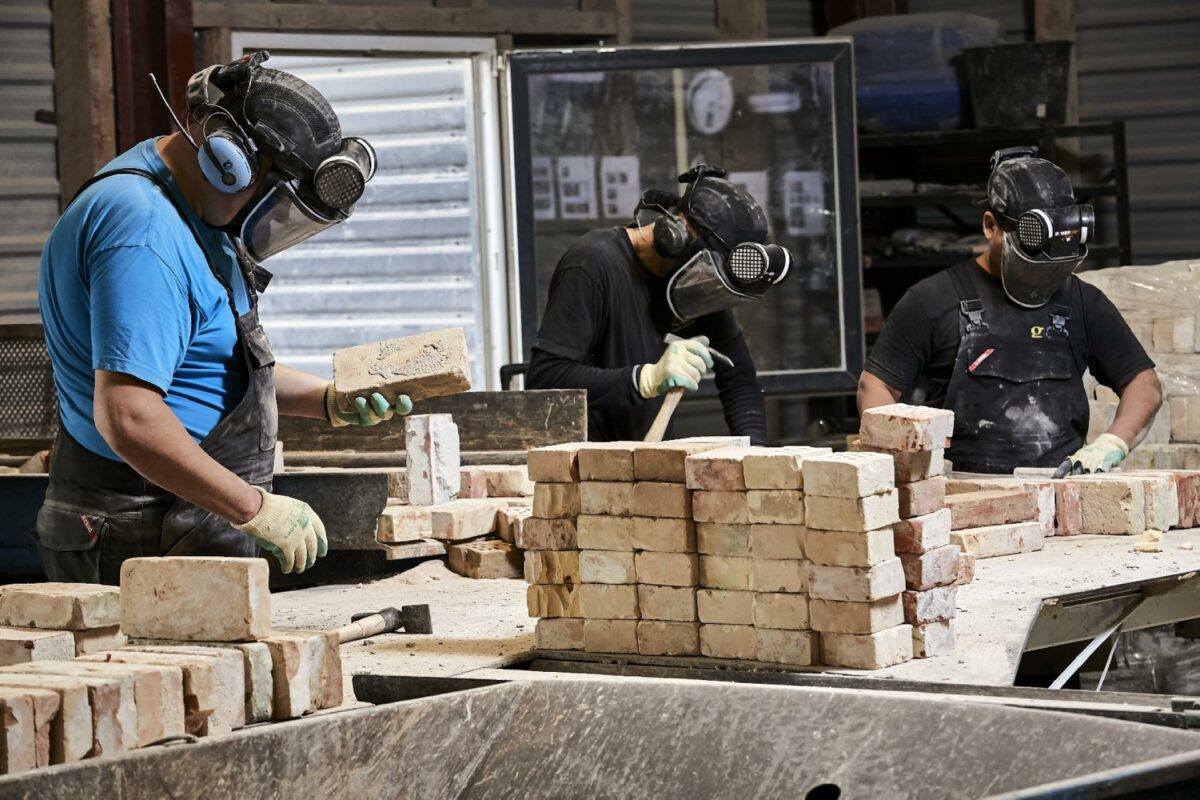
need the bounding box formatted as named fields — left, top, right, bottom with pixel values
left=0, top=0, right=57, bottom=324
left=254, top=54, right=489, bottom=387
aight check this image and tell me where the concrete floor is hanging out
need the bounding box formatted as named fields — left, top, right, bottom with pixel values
left=274, top=529, right=1200, bottom=699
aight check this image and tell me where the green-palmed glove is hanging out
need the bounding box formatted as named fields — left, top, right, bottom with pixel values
left=1054, top=433, right=1129, bottom=479
left=324, top=383, right=413, bottom=428
left=233, top=487, right=328, bottom=574
left=638, top=336, right=714, bottom=399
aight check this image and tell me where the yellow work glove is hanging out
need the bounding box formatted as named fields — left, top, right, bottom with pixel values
left=324, top=383, right=413, bottom=428
left=638, top=335, right=715, bottom=398
left=1054, top=433, right=1129, bottom=478
left=233, top=487, right=328, bottom=574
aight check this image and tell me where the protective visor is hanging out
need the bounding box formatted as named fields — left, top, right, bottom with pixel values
left=1000, top=231, right=1085, bottom=309
left=666, top=242, right=791, bottom=322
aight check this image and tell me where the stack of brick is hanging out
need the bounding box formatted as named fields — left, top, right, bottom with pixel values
left=855, top=403, right=959, bottom=659
left=690, top=446, right=830, bottom=666
left=943, top=486, right=1045, bottom=557
left=0, top=583, right=125, bottom=659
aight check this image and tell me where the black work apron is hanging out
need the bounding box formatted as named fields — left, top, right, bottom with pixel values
left=34, top=168, right=278, bottom=585
left=942, top=262, right=1088, bottom=474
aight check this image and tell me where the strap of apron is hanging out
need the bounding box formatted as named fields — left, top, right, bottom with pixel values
left=947, top=261, right=989, bottom=333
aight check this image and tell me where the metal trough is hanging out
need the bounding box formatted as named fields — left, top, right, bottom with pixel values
left=2, top=679, right=1198, bottom=798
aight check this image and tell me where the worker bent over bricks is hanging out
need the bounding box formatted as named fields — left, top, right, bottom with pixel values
left=35, top=51, right=406, bottom=582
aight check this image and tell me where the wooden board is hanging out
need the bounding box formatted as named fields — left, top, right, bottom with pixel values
left=277, top=390, right=586, bottom=455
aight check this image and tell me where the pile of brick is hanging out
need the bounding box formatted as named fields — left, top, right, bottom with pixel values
left=375, top=412, right=531, bottom=578
left=0, top=558, right=342, bottom=775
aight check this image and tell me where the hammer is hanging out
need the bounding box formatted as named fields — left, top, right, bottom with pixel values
left=333, top=605, right=433, bottom=645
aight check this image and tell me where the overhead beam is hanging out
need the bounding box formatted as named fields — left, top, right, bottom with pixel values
left=193, top=2, right=618, bottom=38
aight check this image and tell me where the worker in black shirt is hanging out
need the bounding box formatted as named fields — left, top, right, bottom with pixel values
left=859, top=148, right=1161, bottom=475
left=527, top=165, right=790, bottom=444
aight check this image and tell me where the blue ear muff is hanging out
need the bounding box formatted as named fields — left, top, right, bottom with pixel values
left=198, top=130, right=256, bottom=194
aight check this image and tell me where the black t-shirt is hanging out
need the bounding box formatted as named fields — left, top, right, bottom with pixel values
left=865, top=259, right=1154, bottom=407
left=527, top=227, right=767, bottom=443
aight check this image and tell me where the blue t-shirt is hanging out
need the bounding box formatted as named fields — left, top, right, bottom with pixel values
left=39, top=138, right=252, bottom=462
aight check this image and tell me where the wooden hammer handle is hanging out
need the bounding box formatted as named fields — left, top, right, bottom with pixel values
left=644, top=387, right=685, bottom=443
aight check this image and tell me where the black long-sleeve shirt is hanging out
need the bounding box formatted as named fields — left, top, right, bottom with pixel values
left=526, top=227, right=768, bottom=444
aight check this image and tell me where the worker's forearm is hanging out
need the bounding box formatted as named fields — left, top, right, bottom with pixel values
left=1107, top=368, right=1162, bottom=449
left=857, top=371, right=902, bottom=414
left=712, top=335, right=767, bottom=445
left=274, top=363, right=329, bottom=419
left=96, top=389, right=261, bottom=524
left=526, top=348, right=642, bottom=409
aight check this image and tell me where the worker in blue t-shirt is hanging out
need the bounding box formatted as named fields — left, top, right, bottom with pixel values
left=36, top=52, right=402, bottom=583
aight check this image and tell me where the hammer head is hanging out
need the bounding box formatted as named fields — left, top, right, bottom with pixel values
left=351, top=604, right=433, bottom=635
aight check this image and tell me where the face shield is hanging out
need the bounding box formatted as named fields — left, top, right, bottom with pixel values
left=237, top=136, right=377, bottom=263
left=666, top=242, right=791, bottom=322
left=999, top=203, right=1092, bottom=308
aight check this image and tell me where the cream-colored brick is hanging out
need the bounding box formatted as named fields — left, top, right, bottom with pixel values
left=897, top=476, right=947, bottom=519
left=746, top=490, right=804, bottom=524
left=699, top=624, right=756, bottom=660
left=0, top=583, right=119, bottom=631
left=532, top=482, right=581, bottom=519
left=696, top=522, right=751, bottom=556
left=535, top=617, right=584, bottom=650
left=801, top=452, right=894, bottom=498
left=748, top=524, right=805, bottom=560
left=696, top=589, right=755, bottom=625
left=806, top=559, right=905, bottom=602
left=576, top=515, right=633, bottom=550
left=120, top=558, right=270, bottom=642
left=751, top=559, right=806, bottom=593
left=892, top=509, right=952, bottom=553
left=0, top=628, right=75, bottom=666
left=637, top=585, right=696, bottom=621
left=634, top=552, right=698, bottom=587
left=755, top=629, right=819, bottom=666
left=523, top=550, right=580, bottom=585
left=859, top=404, right=954, bottom=452
left=805, top=491, right=899, bottom=532
left=632, top=482, right=692, bottom=519
left=684, top=447, right=750, bottom=491
left=577, top=442, right=638, bottom=482
left=753, top=593, right=809, bottom=630
left=636, top=621, right=700, bottom=656
left=634, top=441, right=727, bottom=482
left=699, top=555, right=753, bottom=591
left=912, top=619, right=956, bottom=658
left=579, top=550, right=636, bottom=584
left=582, top=619, right=638, bottom=653
left=810, top=596, right=904, bottom=634
left=578, top=584, right=638, bottom=619
left=526, top=442, right=587, bottom=483
left=806, top=527, right=894, bottom=567
left=579, top=481, right=635, bottom=516
left=898, top=544, right=960, bottom=590
left=692, top=491, right=751, bottom=524
left=517, top=517, right=577, bottom=550
left=526, top=584, right=580, bottom=618
left=821, top=624, right=914, bottom=669
left=630, top=517, right=696, bottom=552
left=742, top=446, right=832, bottom=490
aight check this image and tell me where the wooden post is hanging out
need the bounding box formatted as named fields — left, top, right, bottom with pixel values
left=717, top=0, right=767, bottom=40
left=1035, top=0, right=1078, bottom=165
left=582, top=0, right=632, bottom=44
left=111, top=0, right=195, bottom=152
left=51, top=0, right=117, bottom=207
left=196, top=27, right=232, bottom=66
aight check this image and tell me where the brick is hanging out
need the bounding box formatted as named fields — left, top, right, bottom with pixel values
left=746, top=490, right=804, bottom=524
left=1054, top=482, right=1084, bottom=536
left=332, top=327, right=470, bottom=407
left=805, top=491, right=899, bottom=532
left=902, top=586, right=958, bottom=625
left=742, top=446, right=832, bottom=490
left=120, top=557, right=270, bottom=643
left=517, top=517, right=577, bottom=550
left=859, top=404, right=954, bottom=452
left=806, top=559, right=905, bottom=602
left=893, top=509, right=952, bottom=553
left=534, top=618, right=584, bottom=650
left=1028, top=481, right=1056, bottom=537
left=376, top=505, right=432, bottom=544
left=533, top=482, right=582, bottom=518
left=578, top=584, right=638, bottom=619
left=751, top=559, right=807, bottom=593
left=448, top=540, right=522, bottom=579
left=123, top=645, right=247, bottom=729
left=405, top=414, right=461, bottom=506
left=637, top=621, right=700, bottom=656
left=898, top=544, right=960, bottom=590
left=806, top=527, right=894, bottom=567
left=1170, top=396, right=1200, bottom=443
left=755, top=629, right=819, bottom=666
left=0, top=689, right=37, bottom=774
left=630, top=517, right=695, bottom=552
left=1070, top=475, right=1143, bottom=534
left=1153, top=315, right=1195, bottom=353
left=635, top=552, right=698, bottom=587
left=632, top=482, right=692, bottom=519
left=0, top=583, right=119, bottom=631
left=524, top=550, right=580, bottom=585
left=497, top=506, right=531, bottom=544
left=684, top=446, right=750, bottom=490
left=0, top=628, right=75, bottom=666
left=80, top=651, right=216, bottom=737
left=465, top=465, right=533, bottom=498
left=810, top=596, right=904, bottom=634
left=577, top=442, right=637, bottom=482
left=697, top=523, right=751, bottom=556
left=2, top=686, right=57, bottom=769
left=912, top=619, right=956, bottom=658
left=1118, top=473, right=1179, bottom=531
left=0, top=671, right=124, bottom=757
left=952, top=522, right=1044, bottom=558
left=748, top=524, right=805, bottom=560
left=699, top=556, right=753, bottom=591
left=132, top=639, right=271, bottom=724
left=822, top=624, right=913, bottom=669
left=699, top=624, right=756, bottom=660
left=579, top=550, right=636, bottom=584
left=848, top=438, right=944, bottom=482
left=897, top=476, right=946, bottom=519
left=583, top=619, right=638, bottom=653
left=259, top=634, right=322, bottom=719
left=0, top=678, right=87, bottom=765
left=955, top=552, right=976, bottom=585
left=576, top=515, right=633, bottom=550
left=753, top=593, right=809, bottom=630
left=73, top=626, right=128, bottom=656
left=637, top=585, right=696, bottom=621
left=801, top=452, right=894, bottom=498
left=692, top=491, right=751, bottom=524
left=696, top=588, right=755, bottom=625
left=945, top=489, right=1038, bottom=530
left=633, top=441, right=726, bottom=482
left=24, top=666, right=133, bottom=752
left=579, top=481, right=635, bottom=516
left=526, top=584, right=579, bottom=618
left=1172, top=471, right=1200, bottom=528
left=527, top=442, right=590, bottom=483
left=431, top=498, right=509, bottom=541
left=387, top=470, right=409, bottom=502
left=276, top=630, right=343, bottom=711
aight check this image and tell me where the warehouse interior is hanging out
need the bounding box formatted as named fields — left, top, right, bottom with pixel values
left=2, top=0, right=1200, bottom=796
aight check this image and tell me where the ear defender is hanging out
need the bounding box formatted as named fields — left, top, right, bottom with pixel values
left=198, top=128, right=258, bottom=194
left=652, top=214, right=691, bottom=258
